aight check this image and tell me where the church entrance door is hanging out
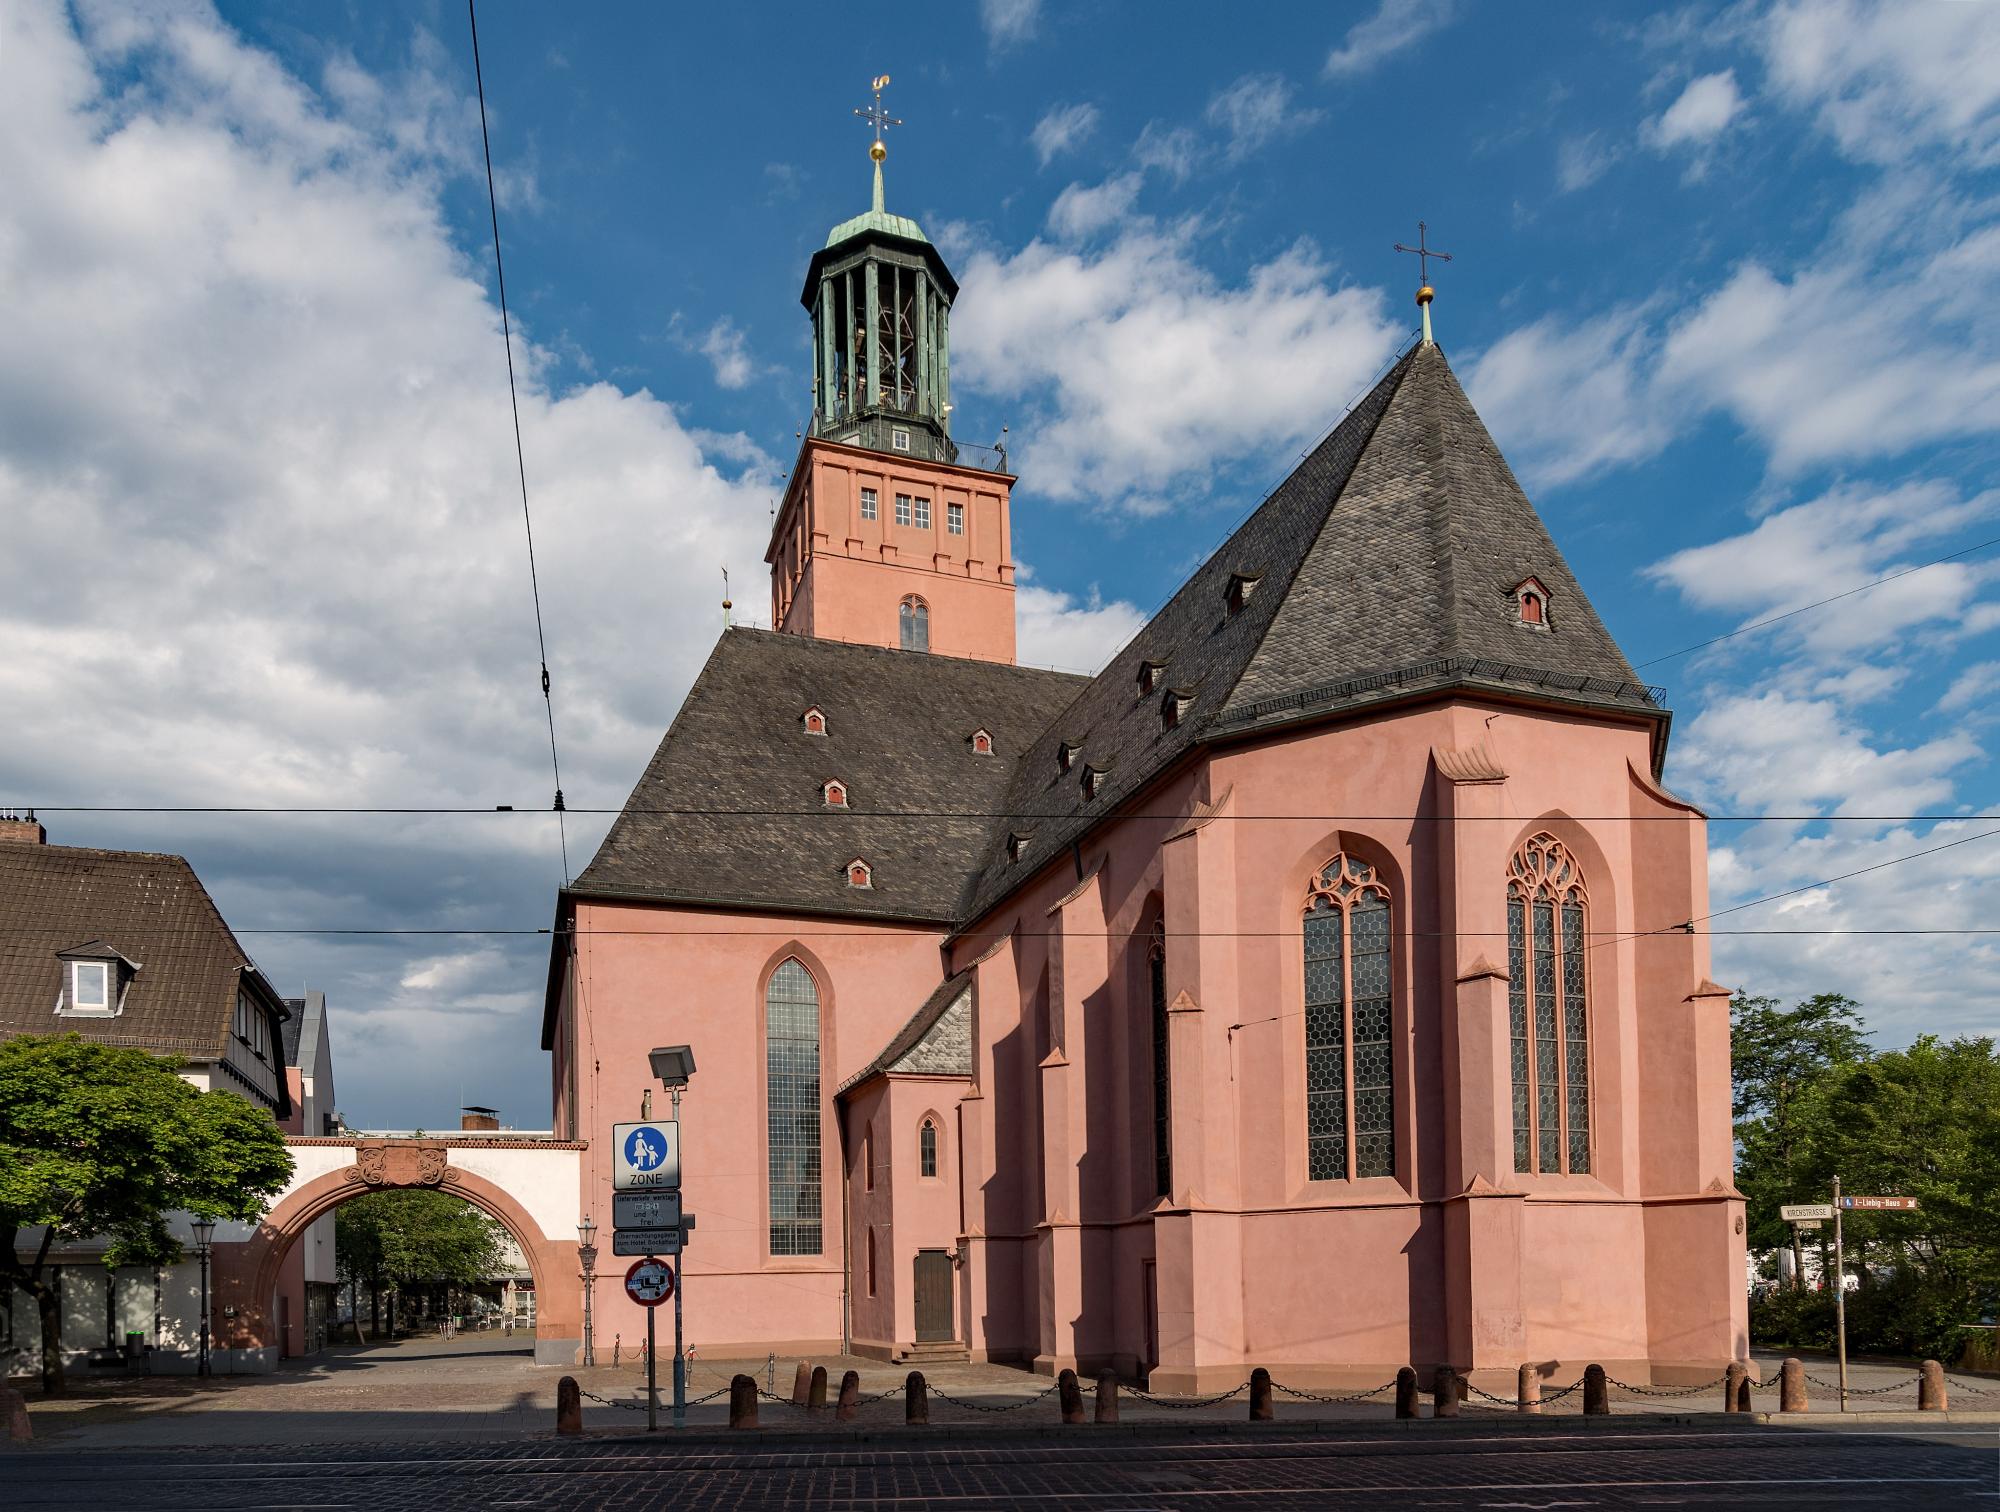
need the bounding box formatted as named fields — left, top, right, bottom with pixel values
left=913, top=1250, right=953, bottom=1342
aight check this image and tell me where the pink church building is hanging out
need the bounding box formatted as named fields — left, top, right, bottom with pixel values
left=543, top=154, right=1746, bottom=1391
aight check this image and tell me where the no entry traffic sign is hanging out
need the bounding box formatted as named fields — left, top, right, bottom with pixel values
left=624, top=1256, right=675, bottom=1307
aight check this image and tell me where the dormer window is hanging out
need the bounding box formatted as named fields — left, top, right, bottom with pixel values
left=1007, top=830, right=1033, bottom=863
left=55, top=943, right=136, bottom=1017
left=1226, top=570, right=1263, bottom=615
left=1138, top=660, right=1167, bottom=696
left=1162, top=689, right=1194, bottom=731
left=969, top=729, right=994, bottom=756
left=1082, top=763, right=1111, bottom=801
left=1512, top=577, right=1552, bottom=630
left=803, top=705, right=828, bottom=736
left=823, top=779, right=849, bottom=808
left=846, top=858, right=873, bottom=889
left=1058, top=740, right=1082, bottom=773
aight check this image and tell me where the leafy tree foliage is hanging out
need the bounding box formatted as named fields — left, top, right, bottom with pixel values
left=335, top=1190, right=508, bottom=1336
left=0, top=1034, right=293, bottom=1394
left=1735, top=995, right=2000, bottom=1361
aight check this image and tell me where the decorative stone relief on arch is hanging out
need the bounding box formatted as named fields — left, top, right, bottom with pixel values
left=344, top=1142, right=448, bottom=1187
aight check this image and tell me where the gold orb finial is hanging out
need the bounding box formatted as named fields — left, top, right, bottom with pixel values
left=870, top=139, right=887, bottom=162
left=1416, top=284, right=1435, bottom=306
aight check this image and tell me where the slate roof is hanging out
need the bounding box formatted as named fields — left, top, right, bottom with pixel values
left=0, top=842, right=287, bottom=1061
left=571, top=632, right=1090, bottom=922
left=836, top=969, right=974, bottom=1094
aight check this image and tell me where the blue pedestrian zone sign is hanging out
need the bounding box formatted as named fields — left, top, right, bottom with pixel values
left=611, top=1120, right=681, bottom=1190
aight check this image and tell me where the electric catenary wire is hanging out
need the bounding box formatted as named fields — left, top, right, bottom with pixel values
left=469, top=0, right=569, bottom=883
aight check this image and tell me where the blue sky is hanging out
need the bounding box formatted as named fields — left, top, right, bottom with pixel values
left=1, top=0, right=1994, bottom=1126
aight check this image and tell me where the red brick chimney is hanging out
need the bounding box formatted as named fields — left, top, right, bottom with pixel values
left=461, top=1106, right=500, bottom=1131
left=0, top=812, right=46, bottom=845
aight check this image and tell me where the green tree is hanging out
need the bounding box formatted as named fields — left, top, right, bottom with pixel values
left=0, top=1034, right=293, bottom=1395
left=1731, top=992, right=1869, bottom=1284
left=335, top=1190, right=507, bottom=1337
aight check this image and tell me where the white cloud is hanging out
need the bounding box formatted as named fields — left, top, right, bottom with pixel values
left=1759, top=0, right=2000, bottom=167
left=698, top=317, right=756, bottom=389
left=1465, top=307, right=1673, bottom=486
left=1205, top=74, right=1323, bottom=161
left=1015, top=581, right=1148, bottom=675
left=980, top=0, right=1041, bottom=52
left=1937, top=660, right=2000, bottom=714
left=1046, top=172, right=1142, bottom=241
left=1643, top=69, right=1746, bottom=151
left=1134, top=121, right=1198, bottom=184
left=1323, top=0, right=1455, bottom=79
left=0, top=1, right=1132, bottom=1125
left=1031, top=102, right=1099, bottom=167
left=951, top=224, right=1399, bottom=511
left=1555, top=132, right=1620, bottom=193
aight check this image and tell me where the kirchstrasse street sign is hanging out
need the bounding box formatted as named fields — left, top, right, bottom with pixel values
left=612, top=1121, right=681, bottom=1190
left=1781, top=1203, right=1835, bottom=1222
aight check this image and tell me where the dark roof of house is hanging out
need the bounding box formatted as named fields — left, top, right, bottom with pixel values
left=957, top=340, right=1664, bottom=918
left=836, top=968, right=974, bottom=1094
left=570, top=631, right=1091, bottom=922
left=0, top=842, right=288, bottom=1061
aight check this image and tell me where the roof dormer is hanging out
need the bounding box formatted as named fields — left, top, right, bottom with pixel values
left=802, top=704, right=828, bottom=736
left=845, top=857, right=874, bottom=889
left=823, top=779, right=849, bottom=808
left=1226, top=569, right=1263, bottom=615
left=1081, top=763, right=1111, bottom=801
left=1058, top=740, right=1083, bottom=774
left=968, top=728, right=994, bottom=756
left=1007, top=829, right=1033, bottom=863
left=1511, top=576, right=1552, bottom=630
left=1161, top=688, right=1195, bottom=732
left=54, top=941, right=138, bottom=1018
left=1138, top=659, right=1168, bottom=696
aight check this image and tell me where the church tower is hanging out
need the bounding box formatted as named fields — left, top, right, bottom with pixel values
left=767, top=79, right=1017, bottom=664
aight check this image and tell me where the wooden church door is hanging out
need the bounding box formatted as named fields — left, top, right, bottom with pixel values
left=913, top=1250, right=954, bottom=1342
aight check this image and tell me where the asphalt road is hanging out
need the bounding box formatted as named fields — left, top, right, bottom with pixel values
left=7, top=1420, right=1996, bottom=1510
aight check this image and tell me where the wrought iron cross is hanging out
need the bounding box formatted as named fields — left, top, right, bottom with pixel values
left=1394, top=221, right=1453, bottom=286
left=854, top=74, right=901, bottom=150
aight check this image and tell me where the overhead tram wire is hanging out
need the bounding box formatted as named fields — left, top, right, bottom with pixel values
left=468, top=0, right=569, bottom=883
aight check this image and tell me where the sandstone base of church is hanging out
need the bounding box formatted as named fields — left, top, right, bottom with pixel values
left=1143, top=1357, right=1748, bottom=1396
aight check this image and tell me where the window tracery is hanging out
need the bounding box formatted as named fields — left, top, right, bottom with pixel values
left=1301, top=853, right=1395, bottom=1181
left=899, top=595, right=929, bottom=653
left=766, top=958, right=822, bottom=1255
left=1507, top=834, right=1591, bottom=1174
left=919, top=1118, right=938, bottom=1178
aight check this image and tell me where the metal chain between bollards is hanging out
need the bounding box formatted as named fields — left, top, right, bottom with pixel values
left=1943, top=1375, right=2000, bottom=1398
left=1602, top=1373, right=1732, bottom=1398
left=1452, top=1375, right=1522, bottom=1407
left=1803, top=1372, right=1921, bottom=1396
left=928, top=1380, right=1066, bottom=1413
left=1271, top=1379, right=1400, bottom=1405
left=1122, top=1380, right=1250, bottom=1409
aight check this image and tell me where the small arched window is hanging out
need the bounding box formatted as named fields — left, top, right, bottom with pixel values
left=846, top=858, right=873, bottom=889
left=803, top=705, right=827, bottom=736
left=1521, top=591, right=1544, bottom=625
left=823, top=780, right=848, bottom=808
left=1302, top=853, right=1395, bottom=1181
left=1513, top=577, right=1551, bottom=630
left=899, top=595, right=930, bottom=653
left=1508, top=834, right=1590, bottom=1174
left=919, top=1118, right=939, bottom=1178
left=864, top=1121, right=875, bottom=1191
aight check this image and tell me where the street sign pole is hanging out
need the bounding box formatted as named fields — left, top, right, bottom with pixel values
left=646, top=1294, right=657, bottom=1432
left=1832, top=1174, right=1848, bottom=1412
left=670, top=1081, right=686, bottom=1431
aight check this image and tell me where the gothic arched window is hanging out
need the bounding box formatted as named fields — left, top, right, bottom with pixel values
left=1149, top=920, right=1171, bottom=1198
left=919, top=1118, right=939, bottom=1178
left=766, top=958, right=823, bottom=1255
left=1302, top=854, right=1395, bottom=1180
left=899, top=595, right=930, bottom=653
left=1508, top=834, right=1590, bottom=1175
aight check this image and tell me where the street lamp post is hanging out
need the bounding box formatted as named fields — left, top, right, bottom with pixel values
left=648, top=1045, right=696, bottom=1431
left=191, top=1217, right=216, bottom=1379
left=577, top=1216, right=598, bottom=1368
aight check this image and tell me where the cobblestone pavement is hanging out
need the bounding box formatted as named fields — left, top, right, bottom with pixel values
left=5, top=1419, right=1997, bottom=1509
left=15, top=1333, right=2000, bottom=1448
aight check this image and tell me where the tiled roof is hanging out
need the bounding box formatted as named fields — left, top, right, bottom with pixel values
left=571, top=631, right=1090, bottom=922
left=836, top=969, right=974, bottom=1094
left=0, top=843, right=284, bottom=1060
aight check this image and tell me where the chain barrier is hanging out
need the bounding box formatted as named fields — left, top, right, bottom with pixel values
left=1803, top=1372, right=1920, bottom=1396
left=1123, top=1380, right=1250, bottom=1409
left=928, top=1379, right=1066, bottom=1414
left=1457, top=1378, right=1523, bottom=1407
left=1943, top=1375, right=2000, bottom=1398
left=1602, top=1373, right=1731, bottom=1399
left=1271, top=1379, right=1399, bottom=1405
left=578, top=1382, right=732, bottom=1412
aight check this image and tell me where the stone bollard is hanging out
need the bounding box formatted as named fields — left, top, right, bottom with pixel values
left=808, top=1365, right=829, bottom=1409
left=1733, top=1366, right=1753, bottom=1414
left=1517, top=1364, right=1540, bottom=1414
left=1724, top=1360, right=1748, bottom=1413
left=1394, top=1366, right=1419, bottom=1419
left=729, top=1374, right=759, bottom=1429
left=1095, top=1372, right=1119, bottom=1424
left=2, top=1387, right=31, bottom=1443
left=836, top=1369, right=861, bottom=1422
left=1780, top=1357, right=1807, bottom=1413
left=1431, top=1366, right=1459, bottom=1418
left=1920, top=1359, right=1948, bottom=1412
left=791, top=1360, right=813, bottom=1406
left=905, top=1370, right=929, bottom=1425
left=1582, top=1364, right=1609, bottom=1416
left=556, top=1375, right=582, bottom=1436
left=1058, top=1368, right=1085, bottom=1424
left=1249, top=1367, right=1274, bottom=1422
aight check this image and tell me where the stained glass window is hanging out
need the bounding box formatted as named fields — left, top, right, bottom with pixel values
left=767, top=958, right=822, bottom=1255
left=1302, top=854, right=1395, bottom=1181
left=1506, top=835, right=1591, bottom=1175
